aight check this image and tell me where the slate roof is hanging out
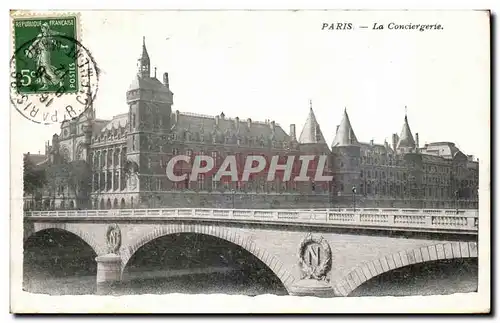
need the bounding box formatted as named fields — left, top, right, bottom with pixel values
left=101, top=113, right=128, bottom=132
left=332, top=109, right=359, bottom=147
left=172, top=111, right=289, bottom=142
left=128, top=75, right=172, bottom=93
left=421, top=142, right=462, bottom=159
left=92, top=119, right=111, bottom=135
left=359, top=142, right=394, bottom=154
left=298, top=108, right=326, bottom=144
left=396, top=115, right=416, bottom=149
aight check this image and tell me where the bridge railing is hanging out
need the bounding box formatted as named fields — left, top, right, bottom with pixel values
left=24, top=207, right=479, bottom=232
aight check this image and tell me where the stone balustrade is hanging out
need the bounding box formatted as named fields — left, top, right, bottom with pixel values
left=24, top=207, right=479, bottom=233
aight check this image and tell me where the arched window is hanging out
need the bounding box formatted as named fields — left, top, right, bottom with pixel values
left=120, top=198, right=126, bottom=209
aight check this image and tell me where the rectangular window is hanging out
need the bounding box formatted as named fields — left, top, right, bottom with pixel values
left=211, top=175, right=217, bottom=190
left=198, top=174, right=205, bottom=190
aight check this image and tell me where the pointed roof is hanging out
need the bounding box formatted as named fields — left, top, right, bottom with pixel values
left=332, top=108, right=358, bottom=147
left=396, top=114, right=416, bottom=149
left=140, top=36, right=150, bottom=61
left=298, top=106, right=326, bottom=144
left=128, top=74, right=170, bottom=92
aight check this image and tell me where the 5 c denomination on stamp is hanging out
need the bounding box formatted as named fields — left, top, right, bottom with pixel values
left=10, top=14, right=99, bottom=125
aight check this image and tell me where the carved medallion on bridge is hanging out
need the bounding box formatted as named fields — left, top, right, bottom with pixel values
left=106, top=223, right=122, bottom=254
left=298, top=234, right=332, bottom=282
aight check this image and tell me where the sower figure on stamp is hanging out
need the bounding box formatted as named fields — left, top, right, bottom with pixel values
left=24, top=22, right=68, bottom=90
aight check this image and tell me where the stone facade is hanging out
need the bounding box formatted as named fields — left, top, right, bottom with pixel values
left=330, top=111, right=479, bottom=209
left=23, top=38, right=478, bottom=210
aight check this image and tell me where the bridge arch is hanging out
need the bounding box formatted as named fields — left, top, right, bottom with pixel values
left=334, top=241, right=478, bottom=297
left=121, top=224, right=295, bottom=290
left=25, top=223, right=105, bottom=256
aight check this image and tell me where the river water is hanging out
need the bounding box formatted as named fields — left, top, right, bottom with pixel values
left=24, top=267, right=286, bottom=296
left=23, top=258, right=478, bottom=297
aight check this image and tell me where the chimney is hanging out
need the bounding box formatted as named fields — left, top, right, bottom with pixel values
left=270, top=120, right=276, bottom=130
left=247, top=118, right=252, bottom=128
left=175, top=110, right=180, bottom=123
left=163, top=72, right=169, bottom=88
left=415, top=132, right=419, bottom=149
left=370, top=139, right=374, bottom=146
left=392, top=133, right=398, bottom=151
left=52, top=133, right=59, bottom=151
left=215, top=115, right=220, bottom=126
left=235, top=117, right=239, bottom=128
left=290, top=124, right=296, bottom=141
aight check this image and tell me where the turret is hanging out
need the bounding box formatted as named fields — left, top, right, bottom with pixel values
left=298, top=100, right=327, bottom=144
left=298, top=101, right=330, bottom=158
left=332, top=108, right=359, bottom=147
left=396, top=112, right=416, bottom=153
left=137, top=36, right=150, bottom=78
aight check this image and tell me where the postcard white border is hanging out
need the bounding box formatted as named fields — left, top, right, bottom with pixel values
left=5, top=1, right=494, bottom=316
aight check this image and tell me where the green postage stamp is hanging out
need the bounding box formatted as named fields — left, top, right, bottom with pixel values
left=13, top=16, right=78, bottom=94
left=10, top=12, right=99, bottom=124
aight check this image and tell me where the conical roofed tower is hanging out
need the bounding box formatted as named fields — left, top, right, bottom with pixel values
left=396, top=114, right=416, bottom=150
left=298, top=103, right=326, bottom=144
left=332, top=108, right=358, bottom=147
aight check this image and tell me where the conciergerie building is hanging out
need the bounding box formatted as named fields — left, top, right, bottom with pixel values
left=23, top=38, right=479, bottom=210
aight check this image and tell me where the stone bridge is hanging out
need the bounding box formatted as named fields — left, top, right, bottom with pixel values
left=23, top=207, right=479, bottom=297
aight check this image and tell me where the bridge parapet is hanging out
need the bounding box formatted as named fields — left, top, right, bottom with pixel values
left=25, top=208, right=478, bottom=234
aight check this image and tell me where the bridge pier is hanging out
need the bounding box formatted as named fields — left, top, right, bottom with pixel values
left=289, top=279, right=335, bottom=298
left=95, top=253, right=122, bottom=295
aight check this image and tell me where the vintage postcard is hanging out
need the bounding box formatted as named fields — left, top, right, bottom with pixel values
left=10, top=9, right=490, bottom=313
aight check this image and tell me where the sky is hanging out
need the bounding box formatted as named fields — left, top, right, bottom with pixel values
left=12, top=10, right=490, bottom=159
